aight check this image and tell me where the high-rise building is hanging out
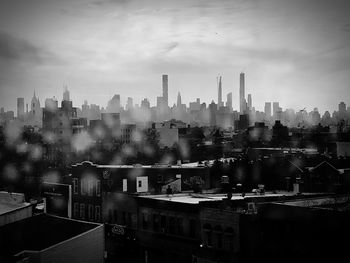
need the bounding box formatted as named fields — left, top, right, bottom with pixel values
left=264, top=102, right=271, bottom=118
left=218, top=76, right=223, bottom=108
left=177, top=92, right=182, bottom=107
left=339, top=102, right=346, bottom=113
left=63, top=86, right=70, bottom=101
left=30, top=91, right=40, bottom=115
left=162, top=75, right=168, bottom=108
left=239, top=72, right=246, bottom=113
left=141, top=98, right=150, bottom=109
left=30, top=91, right=42, bottom=127
left=273, top=102, right=279, bottom=117
left=126, top=97, right=133, bottom=110
left=157, top=96, right=163, bottom=109
left=338, top=101, right=347, bottom=120
left=17, top=98, right=24, bottom=118
left=226, top=92, right=232, bottom=110
left=209, top=100, right=217, bottom=126
left=82, top=100, right=89, bottom=119
left=107, top=95, right=121, bottom=113
left=247, top=94, right=252, bottom=110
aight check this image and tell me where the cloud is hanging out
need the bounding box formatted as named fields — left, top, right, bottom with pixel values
left=162, top=42, right=179, bottom=54
left=0, top=31, right=61, bottom=65
left=342, top=23, right=350, bottom=32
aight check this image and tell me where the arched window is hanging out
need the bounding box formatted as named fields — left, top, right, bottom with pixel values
left=214, top=225, right=223, bottom=248
left=224, top=227, right=234, bottom=250
left=203, top=223, right=212, bottom=246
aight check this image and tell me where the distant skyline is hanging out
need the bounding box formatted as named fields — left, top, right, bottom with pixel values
left=1, top=0, right=350, bottom=113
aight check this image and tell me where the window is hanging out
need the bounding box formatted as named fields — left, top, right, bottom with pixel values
left=221, top=176, right=229, bottom=184
left=169, top=216, right=176, bottom=234
left=81, top=179, right=86, bottom=195
left=113, top=210, right=118, bottom=224
left=127, top=212, right=132, bottom=227
left=189, top=219, right=197, bottom=238
left=157, top=175, right=163, bottom=183
left=153, top=214, right=160, bottom=232
left=108, top=209, right=113, bottom=223
left=161, top=215, right=167, bottom=232
left=88, top=179, right=94, bottom=196
left=80, top=204, right=85, bottom=219
left=142, top=213, right=149, bottom=230
left=214, top=226, right=223, bottom=249
left=224, top=228, right=234, bottom=250
left=203, top=223, right=212, bottom=246
left=177, top=217, right=183, bottom=235
left=73, top=203, right=79, bottom=218
left=88, top=205, right=94, bottom=221
left=96, top=180, right=101, bottom=197
left=72, top=178, right=78, bottom=194
left=122, top=211, right=126, bottom=225
left=207, top=232, right=212, bottom=246
left=123, top=179, right=127, bottom=192
left=216, top=233, right=223, bottom=248
left=95, top=206, right=101, bottom=222
left=136, top=177, right=148, bottom=192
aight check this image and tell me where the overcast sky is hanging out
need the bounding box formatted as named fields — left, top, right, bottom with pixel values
left=0, top=0, right=350, bottom=114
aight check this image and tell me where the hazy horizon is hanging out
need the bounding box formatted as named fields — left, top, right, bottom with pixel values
left=1, top=0, right=350, bottom=113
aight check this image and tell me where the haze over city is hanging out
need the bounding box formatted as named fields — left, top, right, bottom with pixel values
left=1, top=0, right=350, bottom=113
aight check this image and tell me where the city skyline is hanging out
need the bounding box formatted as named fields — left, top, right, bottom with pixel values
left=1, top=0, right=350, bottom=113
left=2, top=73, right=349, bottom=116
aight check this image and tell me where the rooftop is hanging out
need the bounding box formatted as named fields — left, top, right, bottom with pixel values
left=0, top=202, right=31, bottom=215
left=138, top=191, right=306, bottom=204
left=0, top=213, right=102, bottom=259
left=73, top=161, right=207, bottom=169
left=0, top=192, right=31, bottom=215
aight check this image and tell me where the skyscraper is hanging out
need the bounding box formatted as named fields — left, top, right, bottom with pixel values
left=247, top=94, right=252, bottom=110
left=226, top=92, right=232, bottom=110
left=339, top=102, right=346, bottom=113
left=273, top=102, right=279, bottom=117
left=264, top=102, right=271, bottom=118
left=30, top=91, right=42, bottom=127
left=162, top=75, right=168, bottom=108
left=141, top=98, right=150, bottom=109
left=17, top=97, right=24, bottom=118
left=239, top=72, right=246, bottom=113
left=126, top=97, right=133, bottom=110
left=209, top=100, right=217, bottom=126
left=177, top=92, right=182, bottom=107
left=63, top=86, right=70, bottom=101
left=218, top=76, right=223, bottom=108
left=107, top=95, right=121, bottom=113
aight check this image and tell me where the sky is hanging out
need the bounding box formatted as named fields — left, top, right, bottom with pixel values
left=0, top=0, right=350, bottom=114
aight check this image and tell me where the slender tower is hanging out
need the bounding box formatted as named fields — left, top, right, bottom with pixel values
left=239, top=72, right=246, bottom=113
left=247, top=94, right=252, bottom=110
left=162, top=75, right=168, bottom=108
left=63, top=85, right=70, bottom=101
left=218, top=76, right=223, bottom=109
left=177, top=92, right=182, bottom=107
left=17, top=98, right=24, bottom=118
left=226, top=92, right=232, bottom=110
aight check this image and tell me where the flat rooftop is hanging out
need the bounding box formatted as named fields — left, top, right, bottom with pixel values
left=0, top=192, right=31, bottom=215
left=0, top=202, right=31, bottom=215
left=138, top=191, right=311, bottom=204
left=73, top=161, right=207, bottom=169
left=0, top=213, right=102, bottom=259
